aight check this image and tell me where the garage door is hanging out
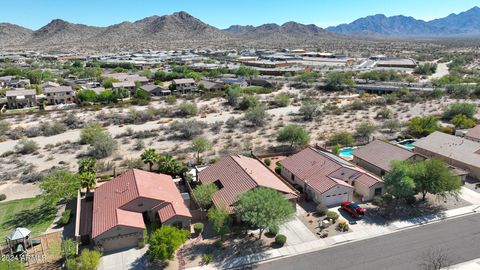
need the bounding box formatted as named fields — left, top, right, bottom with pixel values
left=324, top=193, right=350, bottom=207
left=101, top=234, right=140, bottom=251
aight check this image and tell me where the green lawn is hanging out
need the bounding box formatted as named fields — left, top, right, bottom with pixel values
left=0, top=196, right=57, bottom=239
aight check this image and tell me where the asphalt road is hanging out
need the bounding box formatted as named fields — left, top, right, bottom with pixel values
left=255, top=214, right=480, bottom=270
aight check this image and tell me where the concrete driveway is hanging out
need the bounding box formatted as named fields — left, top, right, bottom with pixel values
left=99, top=247, right=148, bottom=270
left=280, top=216, right=317, bottom=245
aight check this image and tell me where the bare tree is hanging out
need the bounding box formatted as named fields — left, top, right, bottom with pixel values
left=418, top=248, right=452, bottom=270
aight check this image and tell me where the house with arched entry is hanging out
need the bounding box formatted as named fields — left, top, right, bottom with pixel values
left=90, top=169, right=191, bottom=251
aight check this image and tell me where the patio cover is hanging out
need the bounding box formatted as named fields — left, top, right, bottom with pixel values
left=7, top=227, right=31, bottom=241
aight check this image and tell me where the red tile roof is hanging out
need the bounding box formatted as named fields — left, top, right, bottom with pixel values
left=466, top=125, right=480, bottom=141
left=197, top=155, right=298, bottom=212
left=92, top=169, right=191, bottom=239
left=280, top=147, right=382, bottom=194
left=352, top=140, right=417, bottom=172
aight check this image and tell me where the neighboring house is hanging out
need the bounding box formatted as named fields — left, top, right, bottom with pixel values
left=44, top=86, right=75, bottom=104
left=280, top=147, right=384, bottom=206
left=140, top=84, right=171, bottom=96
left=40, top=81, right=60, bottom=89
left=172, top=78, right=196, bottom=93
left=111, top=81, right=136, bottom=91
left=465, top=125, right=480, bottom=143
left=6, top=88, right=37, bottom=109
left=196, top=155, right=299, bottom=213
left=217, top=78, right=248, bottom=88
left=352, top=140, right=425, bottom=177
left=104, top=73, right=149, bottom=85
left=8, top=79, right=30, bottom=88
left=90, top=169, right=191, bottom=251
left=0, top=76, right=14, bottom=87
left=197, top=80, right=223, bottom=92
left=414, top=131, right=480, bottom=180
left=247, top=79, right=273, bottom=88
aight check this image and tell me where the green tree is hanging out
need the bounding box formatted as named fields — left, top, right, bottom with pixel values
left=192, top=183, right=218, bottom=209
left=141, top=148, right=159, bottom=171
left=451, top=114, right=477, bottom=129
left=407, top=116, right=439, bottom=138
left=414, top=158, right=461, bottom=201
left=324, top=72, right=355, bottom=91
left=327, top=132, right=355, bottom=146
left=78, top=157, right=97, bottom=175
left=40, top=170, right=81, bottom=205
left=77, top=89, right=98, bottom=103
left=382, top=119, right=401, bottom=133
left=80, top=123, right=105, bottom=145
left=148, top=226, right=189, bottom=262
left=331, top=144, right=341, bottom=156
left=236, top=188, right=294, bottom=239
left=207, top=207, right=232, bottom=241
left=157, top=154, right=182, bottom=176
left=277, top=124, right=310, bottom=148
left=384, top=161, right=417, bottom=201
left=89, top=132, right=117, bottom=159
left=443, top=103, right=478, bottom=120
left=225, top=86, right=244, bottom=106
left=355, top=122, right=377, bottom=142
left=235, top=66, right=259, bottom=78
left=191, top=137, right=212, bottom=164
left=75, top=249, right=101, bottom=270
left=78, top=172, right=96, bottom=193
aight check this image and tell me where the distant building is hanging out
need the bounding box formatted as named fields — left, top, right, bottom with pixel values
left=7, top=78, right=30, bottom=88
left=197, top=80, right=223, bottom=92
left=6, top=88, right=37, bottom=109
left=111, top=81, right=136, bottom=91
left=376, top=58, right=417, bottom=69
left=140, top=84, right=171, bottom=96
left=44, top=86, right=75, bottom=104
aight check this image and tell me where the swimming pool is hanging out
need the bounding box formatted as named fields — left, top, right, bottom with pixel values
left=398, top=139, right=416, bottom=150
left=339, top=147, right=357, bottom=159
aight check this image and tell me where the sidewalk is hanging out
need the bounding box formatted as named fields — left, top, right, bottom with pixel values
left=443, top=258, right=480, bottom=269
left=188, top=204, right=479, bottom=270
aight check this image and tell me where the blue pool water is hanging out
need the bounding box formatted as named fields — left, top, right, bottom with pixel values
left=398, top=140, right=415, bottom=150
left=339, top=147, right=356, bottom=158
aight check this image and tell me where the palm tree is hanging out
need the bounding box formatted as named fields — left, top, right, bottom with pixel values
left=78, top=172, right=96, bottom=193
left=158, top=154, right=182, bottom=176
left=141, top=148, right=159, bottom=171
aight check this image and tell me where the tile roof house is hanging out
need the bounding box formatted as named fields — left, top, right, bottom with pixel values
left=198, top=80, right=223, bottom=92
left=173, top=78, right=196, bottom=93
left=414, top=131, right=480, bottom=180
left=197, top=155, right=298, bottom=213
left=280, top=147, right=384, bottom=206
left=352, top=140, right=425, bottom=177
left=465, top=125, right=480, bottom=143
left=44, top=86, right=75, bottom=104
left=5, top=88, right=37, bottom=109
left=91, top=169, right=191, bottom=251
left=111, top=81, right=136, bottom=91
left=140, top=84, right=171, bottom=96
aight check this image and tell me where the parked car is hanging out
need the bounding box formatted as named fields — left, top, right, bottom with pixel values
left=340, top=202, right=365, bottom=218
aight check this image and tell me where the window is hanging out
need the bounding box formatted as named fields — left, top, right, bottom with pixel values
left=213, top=180, right=224, bottom=190
left=291, top=174, right=294, bottom=181
left=172, top=221, right=183, bottom=229
left=374, top=188, right=382, bottom=196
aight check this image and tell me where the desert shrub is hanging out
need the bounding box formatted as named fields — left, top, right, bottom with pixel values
left=337, top=219, right=349, bottom=232
left=239, top=94, right=259, bottom=110
left=274, top=93, right=291, bottom=107
left=326, top=211, right=339, bottom=223
left=59, top=209, right=72, bottom=225
left=177, top=102, right=198, bottom=117
left=214, top=240, right=224, bottom=249
left=327, top=132, right=355, bottom=146
left=316, top=204, right=328, bottom=216
left=443, top=103, right=478, bottom=120
left=244, top=104, right=268, bottom=127
left=203, top=254, right=213, bottom=265
left=275, top=234, right=287, bottom=246
left=225, top=117, right=239, bottom=129
left=264, top=158, right=271, bottom=166
left=299, top=100, right=320, bottom=121
left=89, top=133, right=117, bottom=159
left=80, top=122, right=105, bottom=145
left=170, top=120, right=206, bottom=139
left=194, top=223, right=204, bottom=234
left=165, top=95, right=177, bottom=105
left=15, top=139, right=39, bottom=154
left=275, top=164, right=282, bottom=174
left=133, top=139, right=145, bottom=151
left=0, top=194, right=6, bottom=201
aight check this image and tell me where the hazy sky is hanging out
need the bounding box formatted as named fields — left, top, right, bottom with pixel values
left=3, top=0, right=479, bottom=30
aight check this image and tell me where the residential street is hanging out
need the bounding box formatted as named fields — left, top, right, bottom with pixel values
left=256, top=214, right=480, bottom=270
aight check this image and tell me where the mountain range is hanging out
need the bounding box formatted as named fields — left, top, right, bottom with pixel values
left=326, top=7, right=480, bottom=37
left=0, top=7, right=479, bottom=51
